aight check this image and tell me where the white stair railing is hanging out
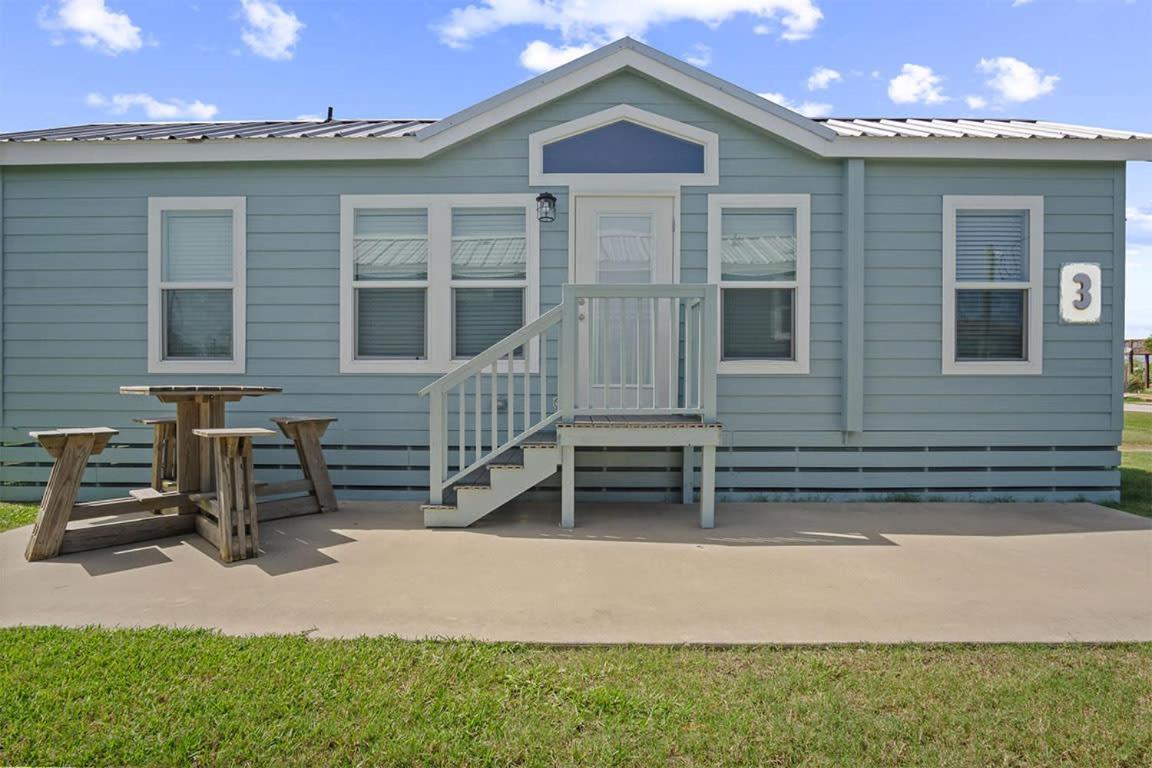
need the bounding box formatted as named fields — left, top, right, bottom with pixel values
left=420, top=284, right=718, bottom=504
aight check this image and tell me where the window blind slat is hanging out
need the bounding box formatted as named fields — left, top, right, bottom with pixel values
left=356, top=287, right=426, bottom=359
left=163, top=289, right=233, bottom=359
left=454, top=288, right=524, bottom=358
left=956, top=289, right=1026, bottom=360
left=955, top=210, right=1028, bottom=282
left=163, top=211, right=233, bottom=282
left=722, top=288, right=794, bottom=360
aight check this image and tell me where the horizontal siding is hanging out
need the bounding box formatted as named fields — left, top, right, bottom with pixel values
left=0, top=71, right=1123, bottom=502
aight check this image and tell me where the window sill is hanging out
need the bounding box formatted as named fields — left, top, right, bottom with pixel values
left=148, top=358, right=245, bottom=375
left=719, top=359, right=809, bottom=375
left=942, top=359, right=1043, bottom=376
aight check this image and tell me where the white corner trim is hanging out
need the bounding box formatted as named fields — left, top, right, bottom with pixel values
left=707, top=193, right=811, bottom=375
left=942, top=195, right=1044, bottom=376
left=147, top=196, right=246, bottom=374
left=339, top=194, right=540, bottom=375
left=528, top=105, right=720, bottom=189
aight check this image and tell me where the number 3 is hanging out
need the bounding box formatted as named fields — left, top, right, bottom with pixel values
left=1072, top=272, right=1092, bottom=310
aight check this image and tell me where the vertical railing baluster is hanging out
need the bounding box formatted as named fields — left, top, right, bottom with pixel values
left=506, top=350, right=514, bottom=442
left=490, top=363, right=498, bottom=452
left=523, top=348, right=530, bottom=437
left=685, top=300, right=695, bottom=410
left=671, top=298, right=677, bottom=409
left=474, top=373, right=482, bottom=463
left=428, top=388, right=445, bottom=505
left=635, top=298, right=641, bottom=409
left=540, top=329, right=548, bottom=420
left=618, top=298, right=625, bottom=409
left=650, top=297, right=657, bottom=409
left=458, top=385, right=465, bottom=472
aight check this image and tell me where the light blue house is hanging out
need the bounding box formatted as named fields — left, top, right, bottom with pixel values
left=1, top=39, right=1148, bottom=527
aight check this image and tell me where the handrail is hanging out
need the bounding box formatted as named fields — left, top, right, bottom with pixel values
left=419, top=305, right=564, bottom=397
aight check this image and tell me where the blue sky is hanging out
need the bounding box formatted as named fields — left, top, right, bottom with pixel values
left=2, top=0, right=1149, bottom=336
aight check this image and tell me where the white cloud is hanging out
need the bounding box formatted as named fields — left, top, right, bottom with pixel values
left=240, top=0, right=303, bottom=60
left=436, top=0, right=824, bottom=50
left=683, top=43, right=712, bottom=68
left=806, top=66, right=841, bottom=91
left=86, top=92, right=219, bottom=120
left=978, top=56, right=1058, bottom=102
left=38, top=0, right=143, bottom=55
left=1012, top=0, right=1034, bottom=6
left=518, top=40, right=597, bottom=72
left=887, top=63, right=948, bottom=104
left=965, top=95, right=987, bottom=109
left=758, top=91, right=833, bottom=118
left=1128, top=205, right=1152, bottom=233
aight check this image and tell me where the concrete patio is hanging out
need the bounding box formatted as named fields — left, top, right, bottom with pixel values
left=2, top=501, right=1150, bottom=644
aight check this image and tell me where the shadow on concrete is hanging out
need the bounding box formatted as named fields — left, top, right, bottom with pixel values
left=33, top=499, right=1152, bottom=578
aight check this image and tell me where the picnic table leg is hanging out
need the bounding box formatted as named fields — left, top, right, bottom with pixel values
left=206, top=434, right=260, bottom=562
left=174, top=400, right=201, bottom=512
left=25, top=434, right=98, bottom=561
left=275, top=420, right=338, bottom=513
left=150, top=421, right=177, bottom=491
left=198, top=397, right=226, bottom=493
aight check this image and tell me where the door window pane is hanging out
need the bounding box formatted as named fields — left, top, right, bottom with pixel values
left=356, top=288, right=426, bottom=358
left=162, top=211, right=233, bottom=282
left=720, top=209, right=796, bottom=281
left=454, top=288, right=524, bottom=357
left=955, top=210, right=1028, bottom=282
left=956, top=289, right=1026, bottom=360
left=722, top=288, right=794, bottom=360
left=597, top=215, right=652, bottom=283
left=354, top=209, right=428, bottom=280
left=451, top=208, right=526, bottom=279
left=163, top=289, right=233, bottom=359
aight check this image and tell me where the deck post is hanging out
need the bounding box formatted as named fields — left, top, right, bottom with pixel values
left=700, top=445, right=716, bottom=529
left=428, top=389, right=445, bottom=505
left=561, top=444, right=575, bottom=528
left=681, top=446, right=694, bottom=504
left=700, top=285, right=719, bottom=421
left=559, top=284, right=578, bottom=420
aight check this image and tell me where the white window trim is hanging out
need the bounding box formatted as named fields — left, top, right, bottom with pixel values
left=529, top=105, right=720, bottom=191
left=340, top=194, right=540, bottom=374
left=707, top=194, right=811, bottom=375
left=942, top=195, right=1044, bottom=375
left=147, top=196, right=246, bottom=374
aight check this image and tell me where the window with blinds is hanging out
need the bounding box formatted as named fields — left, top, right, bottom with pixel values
left=451, top=207, right=527, bottom=358
left=954, top=209, right=1029, bottom=361
left=353, top=209, right=428, bottom=359
left=159, top=208, right=237, bottom=361
left=719, top=208, right=798, bottom=361
left=340, top=195, right=538, bottom=373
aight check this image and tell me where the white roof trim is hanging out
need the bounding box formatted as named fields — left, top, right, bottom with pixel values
left=2, top=37, right=1149, bottom=165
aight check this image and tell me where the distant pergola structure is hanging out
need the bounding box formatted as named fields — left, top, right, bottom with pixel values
left=1126, top=339, right=1151, bottom=389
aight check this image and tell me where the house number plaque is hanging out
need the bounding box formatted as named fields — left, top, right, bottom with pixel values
left=1059, top=262, right=1102, bottom=324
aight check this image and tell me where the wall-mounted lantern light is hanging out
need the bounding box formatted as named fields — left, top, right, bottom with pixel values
left=535, top=192, right=557, bottom=223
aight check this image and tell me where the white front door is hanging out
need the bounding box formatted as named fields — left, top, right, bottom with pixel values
left=573, top=196, right=676, bottom=410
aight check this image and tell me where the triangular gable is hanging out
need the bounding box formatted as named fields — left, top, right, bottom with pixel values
left=412, top=37, right=837, bottom=157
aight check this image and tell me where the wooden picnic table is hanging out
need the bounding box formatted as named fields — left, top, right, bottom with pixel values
left=24, top=384, right=337, bottom=563
left=119, top=385, right=282, bottom=498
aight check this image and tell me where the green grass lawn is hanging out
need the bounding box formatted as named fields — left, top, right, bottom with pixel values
left=1123, top=410, right=1152, bottom=448
left=0, top=502, right=37, bottom=532
left=1, top=627, right=1149, bottom=768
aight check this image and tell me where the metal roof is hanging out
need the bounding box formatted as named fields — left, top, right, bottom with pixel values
left=818, top=118, right=1151, bottom=140
left=0, top=119, right=436, bottom=142
left=2, top=117, right=1148, bottom=143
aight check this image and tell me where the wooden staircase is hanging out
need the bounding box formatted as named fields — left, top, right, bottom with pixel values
left=419, top=284, right=719, bottom=529
left=422, top=439, right=560, bottom=527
